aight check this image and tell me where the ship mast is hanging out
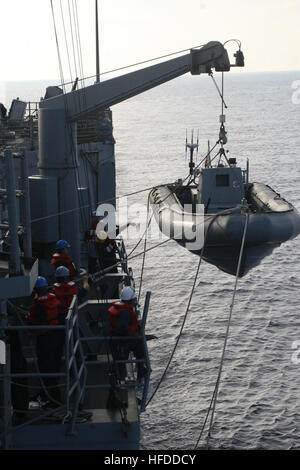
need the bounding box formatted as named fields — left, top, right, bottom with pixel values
left=95, top=0, right=100, bottom=83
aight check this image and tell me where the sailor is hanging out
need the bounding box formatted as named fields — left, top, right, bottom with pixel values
left=86, top=211, right=101, bottom=273
left=90, top=210, right=100, bottom=233
left=53, top=266, right=89, bottom=323
left=108, top=287, right=146, bottom=381
left=51, top=239, right=78, bottom=280
left=29, top=276, right=63, bottom=408
left=97, top=230, right=118, bottom=273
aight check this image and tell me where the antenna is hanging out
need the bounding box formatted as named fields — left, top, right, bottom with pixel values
left=95, top=0, right=100, bottom=83
left=185, top=129, right=199, bottom=176
left=205, top=140, right=211, bottom=167
left=185, top=129, right=187, bottom=153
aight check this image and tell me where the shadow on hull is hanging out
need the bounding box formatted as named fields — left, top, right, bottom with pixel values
left=190, top=243, right=281, bottom=277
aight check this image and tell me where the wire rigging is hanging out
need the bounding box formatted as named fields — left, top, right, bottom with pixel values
left=52, top=0, right=90, bottom=232
left=144, top=205, right=242, bottom=409
left=50, top=0, right=66, bottom=91
left=137, top=193, right=151, bottom=301
left=59, top=0, right=73, bottom=86
left=194, top=209, right=249, bottom=449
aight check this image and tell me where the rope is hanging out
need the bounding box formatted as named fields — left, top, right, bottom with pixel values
left=194, top=208, right=249, bottom=449
left=28, top=138, right=221, bottom=226
left=145, top=206, right=241, bottom=408
left=87, top=142, right=223, bottom=284
left=59, top=0, right=73, bottom=86
left=209, top=72, right=228, bottom=110
left=145, top=246, right=203, bottom=408
left=137, top=193, right=150, bottom=302
left=52, top=0, right=89, bottom=233
left=125, top=141, right=220, bottom=262
left=30, top=182, right=172, bottom=225
left=50, top=0, right=66, bottom=91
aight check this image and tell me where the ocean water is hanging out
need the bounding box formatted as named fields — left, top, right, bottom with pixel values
left=113, top=70, right=300, bottom=450
left=2, top=70, right=300, bottom=450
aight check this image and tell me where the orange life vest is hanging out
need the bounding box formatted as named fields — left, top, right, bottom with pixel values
left=53, top=281, right=78, bottom=322
left=29, top=293, right=60, bottom=326
left=51, top=252, right=77, bottom=279
left=108, top=301, right=139, bottom=335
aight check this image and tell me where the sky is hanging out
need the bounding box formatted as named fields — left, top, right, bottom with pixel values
left=1, top=0, right=300, bottom=81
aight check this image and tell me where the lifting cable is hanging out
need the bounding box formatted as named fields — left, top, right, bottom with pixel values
left=67, top=0, right=89, bottom=230
left=29, top=136, right=220, bottom=226
left=191, top=62, right=250, bottom=449
left=194, top=208, right=249, bottom=449
left=86, top=142, right=223, bottom=286
left=50, top=0, right=66, bottom=92
left=51, top=0, right=89, bottom=231
left=209, top=72, right=228, bottom=111
left=126, top=141, right=221, bottom=261
left=137, top=193, right=150, bottom=302
left=30, top=182, right=171, bottom=225
left=59, top=0, right=73, bottom=88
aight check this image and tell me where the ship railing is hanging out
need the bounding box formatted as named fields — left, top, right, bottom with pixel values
left=116, top=235, right=132, bottom=277
left=25, top=102, right=39, bottom=120
left=0, top=295, right=86, bottom=447
left=82, top=291, right=152, bottom=413
left=64, top=296, right=87, bottom=431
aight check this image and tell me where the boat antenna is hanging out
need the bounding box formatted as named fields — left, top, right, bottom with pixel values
left=205, top=140, right=211, bottom=168
left=95, top=0, right=100, bottom=83
left=185, top=129, right=199, bottom=176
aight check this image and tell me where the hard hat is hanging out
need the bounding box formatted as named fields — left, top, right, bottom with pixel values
left=55, top=240, right=70, bottom=250
left=55, top=266, right=70, bottom=278
left=35, top=276, right=48, bottom=289
left=120, top=286, right=136, bottom=301
left=92, top=211, right=98, bottom=217
left=96, top=230, right=108, bottom=242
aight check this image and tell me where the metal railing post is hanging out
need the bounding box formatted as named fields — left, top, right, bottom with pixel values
left=4, top=149, right=21, bottom=276
left=139, top=292, right=151, bottom=412
left=65, top=296, right=87, bottom=435
left=65, top=313, right=70, bottom=415
left=141, top=291, right=151, bottom=333
left=20, top=148, right=32, bottom=268
left=2, top=344, right=12, bottom=449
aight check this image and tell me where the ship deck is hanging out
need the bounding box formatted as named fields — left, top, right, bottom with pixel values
left=7, top=274, right=143, bottom=450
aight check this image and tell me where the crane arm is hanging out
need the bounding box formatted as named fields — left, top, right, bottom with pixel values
left=40, top=41, right=241, bottom=121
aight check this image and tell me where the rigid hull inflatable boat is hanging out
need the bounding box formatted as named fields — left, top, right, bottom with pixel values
left=150, top=162, right=300, bottom=277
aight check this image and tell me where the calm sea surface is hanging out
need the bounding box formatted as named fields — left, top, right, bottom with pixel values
left=2, top=70, right=300, bottom=449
